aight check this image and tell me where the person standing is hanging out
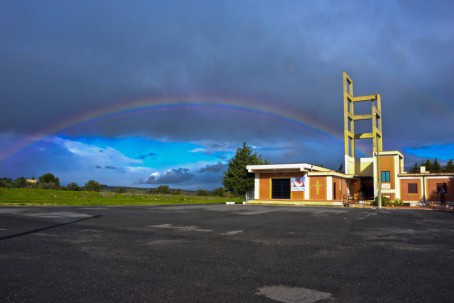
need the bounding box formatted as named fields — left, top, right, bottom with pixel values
left=440, top=186, right=446, bottom=205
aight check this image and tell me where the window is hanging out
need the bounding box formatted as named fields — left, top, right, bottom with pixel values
left=381, top=171, right=390, bottom=182
left=408, top=183, right=418, bottom=194
left=272, top=179, right=290, bottom=199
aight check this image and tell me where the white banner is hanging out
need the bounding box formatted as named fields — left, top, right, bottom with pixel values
left=291, top=176, right=306, bottom=191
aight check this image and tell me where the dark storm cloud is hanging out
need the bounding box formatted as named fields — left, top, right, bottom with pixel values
left=1, top=0, right=454, bottom=171
left=199, top=162, right=225, bottom=173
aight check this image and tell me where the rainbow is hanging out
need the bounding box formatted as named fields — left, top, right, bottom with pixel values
left=0, top=97, right=345, bottom=162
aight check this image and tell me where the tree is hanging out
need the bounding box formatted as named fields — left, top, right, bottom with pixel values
left=433, top=158, right=441, bottom=173
left=155, top=185, right=170, bottom=194
left=445, top=159, right=454, bottom=172
left=115, top=187, right=127, bottom=193
left=337, top=163, right=343, bottom=173
left=14, top=177, right=28, bottom=188
left=409, top=162, right=420, bottom=173
left=223, top=142, right=269, bottom=196
left=85, top=180, right=102, bottom=192
left=211, top=187, right=227, bottom=197
left=0, top=178, right=14, bottom=188
left=195, top=189, right=209, bottom=196
left=423, top=160, right=433, bottom=172
left=39, top=173, right=60, bottom=189
left=66, top=182, right=80, bottom=191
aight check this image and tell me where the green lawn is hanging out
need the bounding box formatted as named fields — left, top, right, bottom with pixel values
left=0, top=188, right=241, bottom=206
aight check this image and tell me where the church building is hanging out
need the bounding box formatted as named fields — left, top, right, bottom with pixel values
left=247, top=72, right=454, bottom=206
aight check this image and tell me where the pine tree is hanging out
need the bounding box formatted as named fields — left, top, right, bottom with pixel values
left=423, top=160, right=433, bottom=172
left=338, top=163, right=343, bottom=173
left=223, top=142, right=268, bottom=196
left=409, top=162, right=420, bottom=173
left=433, top=158, right=441, bottom=173
left=445, top=159, right=454, bottom=172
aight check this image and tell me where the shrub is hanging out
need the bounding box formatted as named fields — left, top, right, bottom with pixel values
left=170, top=189, right=182, bottom=195
left=373, top=195, right=391, bottom=206
left=14, top=177, right=28, bottom=188
left=39, top=173, right=60, bottom=189
left=85, top=180, right=102, bottom=192
left=0, top=178, right=14, bottom=188
left=211, top=187, right=227, bottom=197
left=154, top=185, right=170, bottom=194
left=195, top=189, right=209, bottom=196
left=392, top=199, right=404, bottom=207
left=66, top=182, right=80, bottom=191
left=115, top=187, right=127, bottom=193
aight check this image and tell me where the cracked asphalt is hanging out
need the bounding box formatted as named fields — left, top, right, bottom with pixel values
left=0, top=205, right=453, bottom=302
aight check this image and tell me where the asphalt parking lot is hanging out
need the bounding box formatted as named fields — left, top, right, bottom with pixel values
left=0, top=205, right=453, bottom=303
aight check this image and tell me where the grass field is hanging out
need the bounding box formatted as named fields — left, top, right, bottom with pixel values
left=0, top=188, right=241, bottom=206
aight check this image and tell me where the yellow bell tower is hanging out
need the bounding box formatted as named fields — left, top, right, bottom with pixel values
left=343, top=72, right=383, bottom=175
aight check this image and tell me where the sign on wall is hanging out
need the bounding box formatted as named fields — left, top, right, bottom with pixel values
left=291, top=176, right=306, bottom=191
left=381, top=183, right=391, bottom=190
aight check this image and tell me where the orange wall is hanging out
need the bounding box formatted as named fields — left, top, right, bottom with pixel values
left=400, top=178, right=421, bottom=201
left=332, top=177, right=349, bottom=202
left=380, top=156, right=395, bottom=189
left=398, top=176, right=454, bottom=202
left=258, top=172, right=306, bottom=200
left=426, top=177, right=454, bottom=202
left=309, top=176, right=326, bottom=201
left=257, top=173, right=368, bottom=202
left=259, top=174, right=271, bottom=200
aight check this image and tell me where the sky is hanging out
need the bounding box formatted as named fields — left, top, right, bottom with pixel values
left=1, top=0, right=454, bottom=190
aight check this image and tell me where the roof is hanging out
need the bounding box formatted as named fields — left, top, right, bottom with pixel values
left=246, top=163, right=331, bottom=173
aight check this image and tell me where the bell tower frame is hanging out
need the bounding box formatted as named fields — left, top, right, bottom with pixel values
left=343, top=72, right=383, bottom=174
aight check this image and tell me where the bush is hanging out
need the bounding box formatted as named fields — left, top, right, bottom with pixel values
left=149, top=185, right=169, bottom=194
left=373, top=195, right=391, bottom=206
left=195, top=189, right=209, bottom=196
left=39, top=173, right=60, bottom=189
left=392, top=199, right=404, bottom=207
left=211, top=187, right=227, bottom=197
left=170, top=189, right=182, bottom=195
left=0, top=178, right=14, bottom=188
left=66, top=182, right=80, bottom=191
left=85, top=180, right=102, bottom=192
left=373, top=196, right=405, bottom=207
left=115, top=187, right=127, bottom=193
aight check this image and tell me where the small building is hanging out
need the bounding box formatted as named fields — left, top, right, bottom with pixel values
left=247, top=163, right=353, bottom=206
left=26, top=178, right=37, bottom=184
left=247, top=73, right=453, bottom=206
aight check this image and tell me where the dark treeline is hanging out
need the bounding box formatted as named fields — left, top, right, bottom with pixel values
left=409, top=159, right=454, bottom=173
left=0, top=174, right=232, bottom=197
left=147, top=185, right=229, bottom=197
left=0, top=174, right=102, bottom=191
